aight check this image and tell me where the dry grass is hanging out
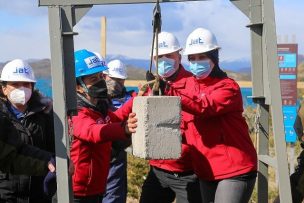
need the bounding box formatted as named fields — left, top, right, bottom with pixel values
left=245, top=107, right=303, bottom=202
left=127, top=197, right=139, bottom=203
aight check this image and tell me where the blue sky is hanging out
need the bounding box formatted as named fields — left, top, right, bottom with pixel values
left=0, top=0, right=303, bottom=63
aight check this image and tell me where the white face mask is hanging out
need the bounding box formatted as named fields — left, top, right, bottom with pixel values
left=8, top=87, right=32, bottom=106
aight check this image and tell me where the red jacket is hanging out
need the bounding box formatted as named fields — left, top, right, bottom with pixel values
left=172, top=76, right=257, bottom=180
left=149, top=65, right=194, bottom=172
left=71, top=99, right=132, bottom=196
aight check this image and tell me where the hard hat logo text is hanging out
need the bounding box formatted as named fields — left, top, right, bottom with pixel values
left=189, top=37, right=203, bottom=46
left=158, top=41, right=168, bottom=48
left=13, top=67, right=30, bottom=74
left=113, top=67, right=123, bottom=74
left=85, top=56, right=105, bottom=69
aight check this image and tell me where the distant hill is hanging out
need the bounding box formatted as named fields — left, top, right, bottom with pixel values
left=298, top=55, right=304, bottom=80
left=9, top=53, right=304, bottom=82
left=221, top=59, right=251, bottom=74
left=299, top=54, right=304, bottom=63
left=107, top=55, right=251, bottom=80
left=0, top=58, right=147, bottom=80
left=297, top=62, right=304, bottom=81
left=0, top=59, right=51, bottom=79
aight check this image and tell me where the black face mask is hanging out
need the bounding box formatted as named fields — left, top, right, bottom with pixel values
left=87, top=79, right=108, bottom=99
left=95, top=98, right=110, bottom=116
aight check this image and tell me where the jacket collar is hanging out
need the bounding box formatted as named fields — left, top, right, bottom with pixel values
left=0, top=90, right=48, bottom=120
left=167, top=65, right=191, bottom=89
left=0, top=99, right=21, bottom=123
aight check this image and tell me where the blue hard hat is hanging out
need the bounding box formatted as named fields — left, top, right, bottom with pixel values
left=74, top=49, right=108, bottom=78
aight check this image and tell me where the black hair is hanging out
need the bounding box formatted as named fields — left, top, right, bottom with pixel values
left=0, top=81, right=7, bottom=86
left=205, top=49, right=219, bottom=65
left=206, top=49, right=227, bottom=78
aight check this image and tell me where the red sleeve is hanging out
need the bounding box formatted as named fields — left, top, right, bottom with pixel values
left=72, top=110, right=127, bottom=144
left=113, top=97, right=134, bottom=121
left=131, top=91, right=137, bottom=97
left=178, top=80, right=242, bottom=118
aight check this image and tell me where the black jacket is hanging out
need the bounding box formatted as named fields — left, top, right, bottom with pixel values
left=0, top=115, right=52, bottom=176
left=0, top=91, right=55, bottom=203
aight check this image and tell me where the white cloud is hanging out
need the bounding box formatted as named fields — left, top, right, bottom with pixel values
left=176, top=0, right=251, bottom=61
left=0, top=0, right=47, bottom=17
left=275, top=2, right=304, bottom=54
left=74, top=0, right=252, bottom=61
left=0, top=0, right=303, bottom=63
left=74, top=15, right=152, bottom=59
left=0, top=17, right=50, bottom=61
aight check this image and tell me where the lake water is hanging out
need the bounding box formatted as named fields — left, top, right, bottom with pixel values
left=36, top=78, right=254, bottom=107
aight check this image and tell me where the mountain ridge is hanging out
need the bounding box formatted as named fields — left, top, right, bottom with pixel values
left=1, top=54, right=303, bottom=81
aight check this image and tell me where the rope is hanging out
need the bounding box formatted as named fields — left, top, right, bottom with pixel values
left=150, top=0, right=162, bottom=95
left=149, top=32, right=156, bottom=73
left=67, top=115, right=74, bottom=158
left=254, top=104, right=261, bottom=148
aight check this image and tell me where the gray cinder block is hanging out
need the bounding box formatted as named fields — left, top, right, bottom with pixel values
left=132, top=96, right=182, bottom=159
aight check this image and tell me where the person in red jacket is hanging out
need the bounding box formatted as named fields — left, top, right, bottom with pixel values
left=178, top=27, right=258, bottom=203
left=70, top=49, right=137, bottom=203
left=139, top=32, right=202, bottom=203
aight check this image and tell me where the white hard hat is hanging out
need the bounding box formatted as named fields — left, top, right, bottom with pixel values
left=107, top=59, right=127, bottom=79
left=153, top=31, right=182, bottom=56
left=183, top=28, right=220, bottom=56
left=103, top=69, right=109, bottom=75
left=0, top=59, right=36, bottom=82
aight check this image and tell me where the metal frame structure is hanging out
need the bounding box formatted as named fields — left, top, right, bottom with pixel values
left=38, top=0, right=292, bottom=202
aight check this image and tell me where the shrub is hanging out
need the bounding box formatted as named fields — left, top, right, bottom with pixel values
left=127, top=154, right=149, bottom=199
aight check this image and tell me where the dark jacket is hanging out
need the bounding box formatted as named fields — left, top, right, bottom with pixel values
left=292, top=104, right=304, bottom=202
left=0, top=115, right=52, bottom=175
left=294, top=104, right=304, bottom=141
left=0, top=91, right=55, bottom=203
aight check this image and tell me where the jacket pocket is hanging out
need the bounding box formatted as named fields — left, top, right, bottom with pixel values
left=218, top=131, right=233, bottom=167
left=87, top=159, right=93, bottom=185
left=73, top=162, right=90, bottom=186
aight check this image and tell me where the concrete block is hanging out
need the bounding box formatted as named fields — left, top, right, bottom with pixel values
left=132, top=96, right=182, bottom=159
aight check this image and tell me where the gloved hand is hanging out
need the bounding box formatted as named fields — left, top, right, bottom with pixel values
left=146, top=71, right=156, bottom=89
left=43, top=171, right=57, bottom=197
left=146, top=71, right=155, bottom=81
